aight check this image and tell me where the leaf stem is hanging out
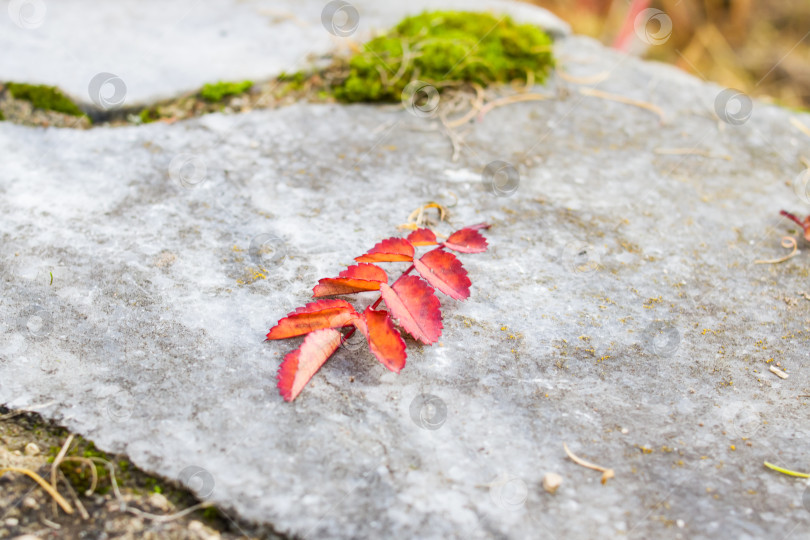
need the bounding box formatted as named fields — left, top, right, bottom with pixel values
left=371, top=264, right=414, bottom=310
left=341, top=326, right=356, bottom=345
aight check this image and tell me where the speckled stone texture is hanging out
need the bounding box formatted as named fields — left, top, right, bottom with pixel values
left=2, top=10, right=810, bottom=540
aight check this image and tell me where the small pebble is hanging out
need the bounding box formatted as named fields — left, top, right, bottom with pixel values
left=621, top=427, right=629, bottom=434
left=5, top=517, right=20, bottom=527
left=12, top=535, right=43, bottom=540
left=542, top=472, right=563, bottom=494
left=188, top=520, right=221, bottom=540
left=147, top=492, right=171, bottom=512
left=22, top=496, right=38, bottom=510
left=24, top=442, right=40, bottom=456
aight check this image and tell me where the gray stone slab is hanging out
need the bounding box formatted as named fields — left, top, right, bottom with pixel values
left=0, top=0, right=568, bottom=107
left=2, top=33, right=810, bottom=539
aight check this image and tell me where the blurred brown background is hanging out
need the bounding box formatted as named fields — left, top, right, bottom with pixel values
left=525, top=0, right=810, bottom=109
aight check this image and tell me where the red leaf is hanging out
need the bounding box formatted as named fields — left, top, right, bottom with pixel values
left=380, top=276, right=442, bottom=344
left=406, top=228, right=438, bottom=246
left=466, top=222, right=491, bottom=230
left=277, top=328, right=342, bottom=401
left=355, top=238, right=414, bottom=262
left=353, top=307, right=407, bottom=373
left=413, top=248, right=471, bottom=300
left=266, top=299, right=357, bottom=340
left=443, top=228, right=488, bottom=253
left=312, top=263, right=388, bottom=297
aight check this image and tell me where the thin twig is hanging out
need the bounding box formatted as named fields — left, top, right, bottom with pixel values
left=557, top=68, right=610, bottom=85
left=578, top=87, right=666, bottom=122
left=477, top=93, right=553, bottom=121
left=387, top=40, right=412, bottom=87
left=654, top=148, right=731, bottom=160
left=444, top=83, right=485, bottom=128
left=51, top=435, right=74, bottom=515
left=0, top=467, right=73, bottom=514
left=563, top=442, right=615, bottom=485
left=85, top=457, right=124, bottom=508
left=790, top=117, right=810, bottom=139
left=57, top=468, right=90, bottom=519
left=754, top=236, right=799, bottom=264
left=126, top=501, right=215, bottom=523
left=0, top=402, right=56, bottom=420
left=61, top=457, right=99, bottom=496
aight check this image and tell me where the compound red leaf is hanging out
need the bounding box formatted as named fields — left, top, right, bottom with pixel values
left=355, top=237, right=414, bottom=263
left=277, top=328, right=342, bottom=401
left=413, top=248, right=471, bottom=300
left=356, top=307, right=406, bottom=373
left=406, top=228, right=438, bottom=246
left=312, top=263, right=388, bottom=297
left=380, top=276, right=442, bottom=344
left=443, top=228, right=488, bottom=253
left=266, top=299, right=357, bottom=340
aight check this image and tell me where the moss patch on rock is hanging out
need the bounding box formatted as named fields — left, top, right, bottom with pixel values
left=331, top=11, right=555, bottom=103
left=200, top=80, right=253, bottom=102
left=6, top=82, right=84, bottom=116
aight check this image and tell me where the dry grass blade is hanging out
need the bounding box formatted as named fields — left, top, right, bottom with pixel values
left=126, top=502, right=215, bottom=523
left=578, top=88, right=666, bottom=122
left=477, top=93, right=553, bottom=121
left=754, top=236, right=799, bottom=264
left=790, top=117, right=810, bottom=139
left=563, top=442, right=615, bottom=485
left=443, top=83, right=485, bottom=128
left=51, top=434, right=74, bottom=514
left=0, top=466, right=74, bottom=514
left=654, top=148, right=731, bottom=160
left=557, top=67, right=610, bottom=85
left=57, top=468, right=90, bottom=519
left=61, top=456, right=99, bottom=496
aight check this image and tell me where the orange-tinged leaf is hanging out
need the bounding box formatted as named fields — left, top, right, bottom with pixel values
left=341, top=263, right=387, bottom=281
left=277, top=328, right=342, bottom=401
left=357, top=307, right=407, bottom=372
left=407, top=228, right=438, bottom=246
left=312, top=263, right=388, bottom=297
left=413, top=248, right=471, bottom=300
left=380, top=276, right=442, bottom=344
left=444, top=228, right=488, bottom=253
left=355, top=238, right=414, bottom=262
left=266, top=299, right=356, bottom=340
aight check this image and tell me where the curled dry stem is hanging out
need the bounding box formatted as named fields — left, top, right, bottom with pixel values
left=563, top=442, right=615, bottom=485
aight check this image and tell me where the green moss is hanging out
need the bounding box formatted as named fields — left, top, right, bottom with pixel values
left=202, top=506, right=223, bottom=521
left=144, top=477, right=165, bottom=494
left=330, top=11, right=554, bottom=102
left=200, top=80, right=253, bottom=102
left=46, top=438, right=116, bottom=494
left=139, top=107, right=162, bottom=124
left=0, top=109, right=5, bottom=121
left=6, top=82, right=84, bottom=116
